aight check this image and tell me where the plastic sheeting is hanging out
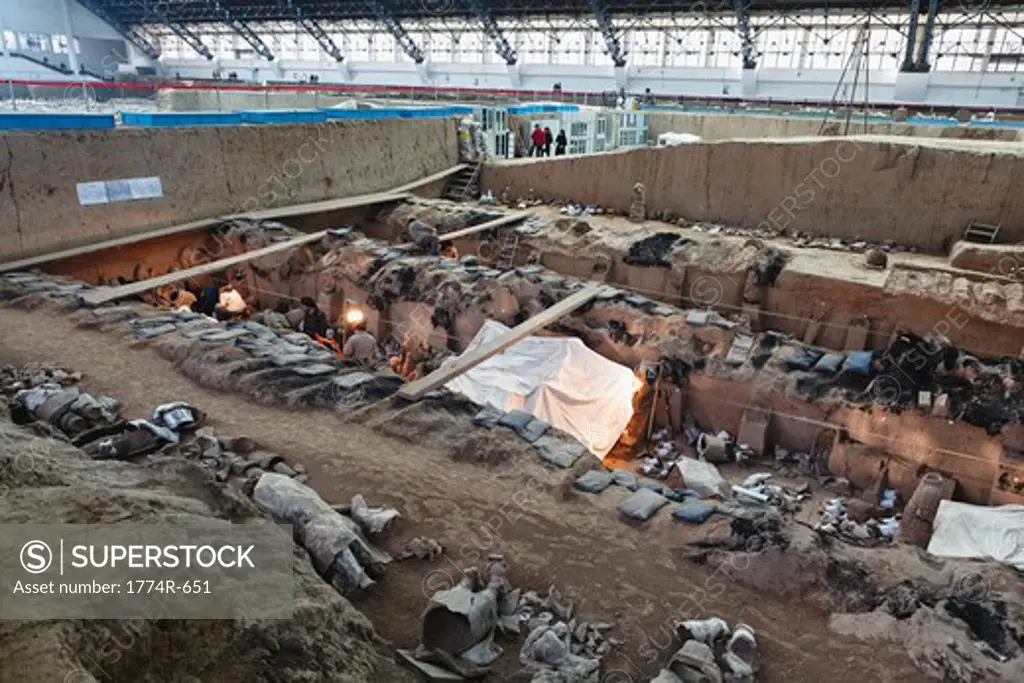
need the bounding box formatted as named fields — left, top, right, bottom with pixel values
left=445, top=321, right=641, bottom=458
left=926, top=500, right=1024, bottom=570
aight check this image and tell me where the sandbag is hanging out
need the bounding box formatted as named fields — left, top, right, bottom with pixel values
left=533, top=436, right=587, bottom=468
left=813, top=353, right=846, bottom=374
left=844, top=350, right=874, bottom=375
left=785, top=347, right=823, bottom=371
left=499, top=409, right=550, bottom=443
left=673, top=499, right=716, bottom=524
left=574, top=470, right=614, bottom=493
left=473, top=405, right=504, bottom=429
left=611, top=469, right=639, bottom=491
left=619, top=489, right=669, bottom=521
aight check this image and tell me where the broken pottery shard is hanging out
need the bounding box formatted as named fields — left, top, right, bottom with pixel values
left=676, top=618, right=730, bottom=645
left=667, top=640, right=723, bottom=683
left=396, top=650, right=464, bottom=681
left=400, top=536, right=444, bottom=561
left=422, top=566, right=502, bottom=664
left=349, top=493, right=400, bottom=535
left=675, top=458, right=731, bottom=499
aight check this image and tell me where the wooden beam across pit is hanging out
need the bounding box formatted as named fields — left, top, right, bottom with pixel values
left=80, top=231, right=328, bottom=306
left=394, top=211, right=532, bottom=249
left=396, top=283, right=607, bottom=401
left=0, top=164, right=468, bottom=275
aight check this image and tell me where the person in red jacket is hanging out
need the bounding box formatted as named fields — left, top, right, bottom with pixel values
left=530, top=124, right=546, bottom=157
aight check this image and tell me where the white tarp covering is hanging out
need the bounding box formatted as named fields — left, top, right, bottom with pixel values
left=926, top=499, right=1024, bottom=570
left=657, top=132, right=702, bottom=146
left=445, top=321, right=641, bottom=458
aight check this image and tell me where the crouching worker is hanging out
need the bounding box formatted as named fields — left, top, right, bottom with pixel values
left=408, top=217, right=441, bottom=255
left=315, top=328, right=343, bottom=356
left=215, top=283, right=248, bottom=321
left=343, top=323, right=378, bottom=363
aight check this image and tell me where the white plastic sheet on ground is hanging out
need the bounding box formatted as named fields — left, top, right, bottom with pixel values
left=926, top=499, right=1024, bottom=570
left=446, top=321, right=641, bottom=458
left=657, top=132, right=702, bottom=146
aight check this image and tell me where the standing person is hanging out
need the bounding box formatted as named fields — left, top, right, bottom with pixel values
left=543, top=127, right=553, bottom=156
left=300, top=297, right=328, bottom=339
left=555, top=129, right=567, bottom=156
left=530, top=124, right=545, bottom=157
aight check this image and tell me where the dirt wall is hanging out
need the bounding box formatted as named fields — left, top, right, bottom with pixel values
left=481, top=137, right=1024, bottom=254
left=0, top=118, right=459, bottom=260
left=645, top=111, right=1023, bottom=143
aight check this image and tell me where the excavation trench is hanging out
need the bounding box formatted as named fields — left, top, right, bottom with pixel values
left=25, top=199, right=1024, bottom=509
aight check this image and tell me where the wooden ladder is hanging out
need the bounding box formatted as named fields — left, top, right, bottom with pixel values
left=964, top=221, right=1000, bottom=244
left=497, top=233, right=520, bottom=269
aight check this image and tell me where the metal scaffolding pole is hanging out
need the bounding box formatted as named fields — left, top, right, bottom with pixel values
left=902, top=0, right=922, bottom=71
left=278, top=0, right=344, bottom=61
left=365, top=0, right=425, bottom=63
left=586, top=0, right=627, bottom=67
left=732, top=0, right=757, bottom=69
left=466, top=0, right=517, bottom=65
left=147, top=1, right=214, bottom=61
left=916, top=0, right=941, bottom=71
left=77, top=0, right=161, bottom=59
left=207, top=0, right=275, bottom=60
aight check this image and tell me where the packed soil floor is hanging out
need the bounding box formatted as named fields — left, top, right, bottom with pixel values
left=0, top=305, right=931, bottom=683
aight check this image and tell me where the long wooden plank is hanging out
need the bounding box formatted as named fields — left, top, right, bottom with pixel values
left=439, top=212, right=532, bottom=242
left=391, top=163, right=468, bottom=194
left=81, top=231, right=328, bottom=305
left=0, top=217, right=224, bottom=274
left=397, top=283, right=606, bottom=401
left=394, top=212, right=531, bottom=249
left=226, top=191, right=411, bottom=222
left=0, top=166, right=466, bottom=274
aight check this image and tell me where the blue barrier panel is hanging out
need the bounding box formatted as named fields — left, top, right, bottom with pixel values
left=507, top=104, right=580, bottom=114
left=969, top=120, right=1024, bottom=128
left=237, top=109, right=328, bottom=124
left=906, top=116, right=958, bottom=126
left=322, top=107, right=463, bottom=120
left=120, top=112, right=243, bottom=127
left=0, top=113, right=116, bottom=130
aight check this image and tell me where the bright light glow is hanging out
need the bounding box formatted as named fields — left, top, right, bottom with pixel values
left=344, top=308, right=365, bottom=325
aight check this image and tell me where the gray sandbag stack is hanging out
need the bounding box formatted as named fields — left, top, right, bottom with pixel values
left=253, top=473, right=391, bottom=594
